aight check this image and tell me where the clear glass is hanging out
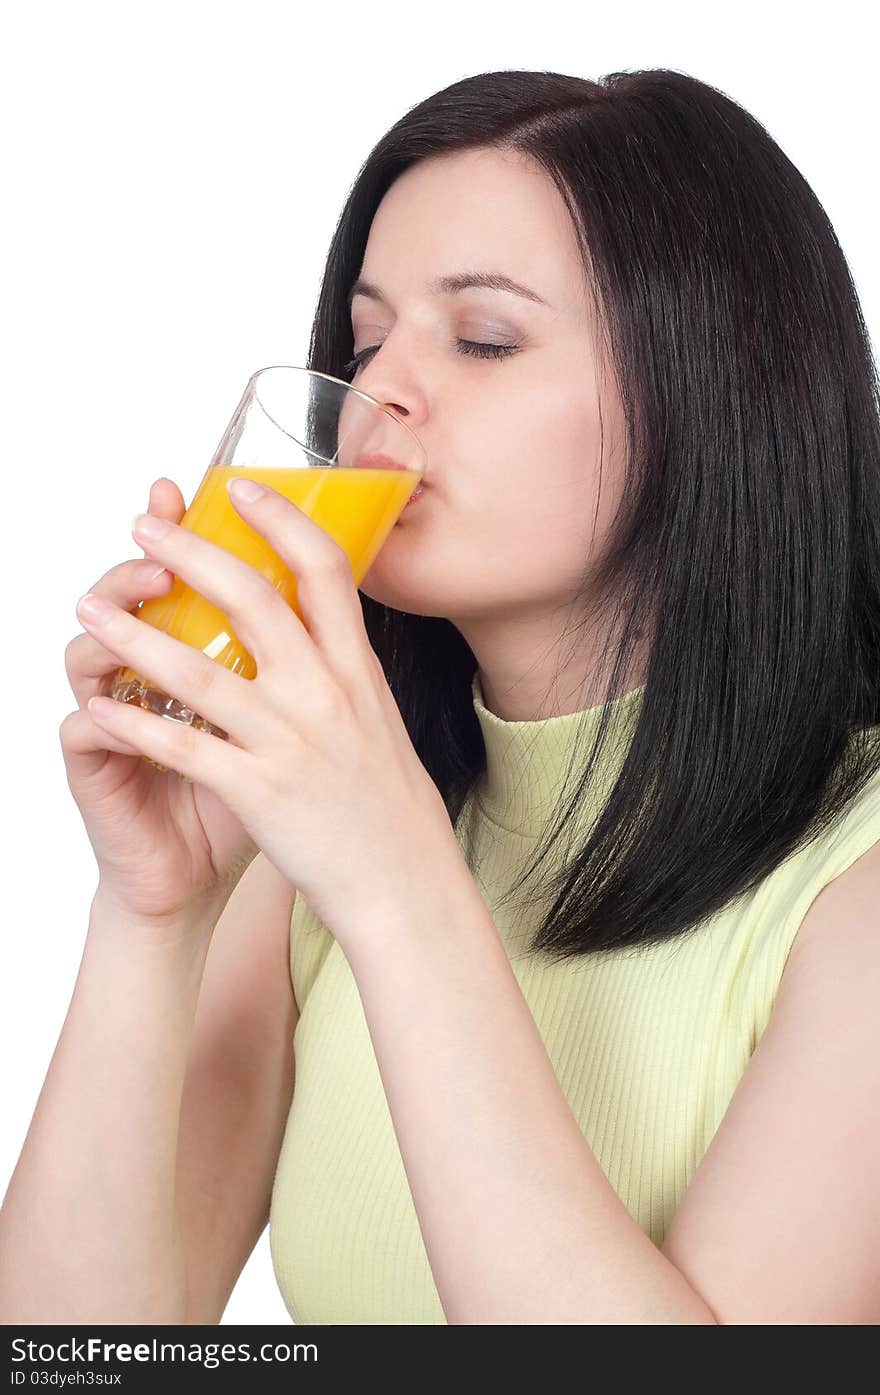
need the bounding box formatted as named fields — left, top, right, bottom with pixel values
left=110, top=365, right=426, bottom=776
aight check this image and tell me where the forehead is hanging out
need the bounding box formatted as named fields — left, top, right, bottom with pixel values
left=355, top=148, right=589, bottom=318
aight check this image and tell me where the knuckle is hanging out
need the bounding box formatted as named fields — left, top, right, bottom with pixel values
left=183, top=657, right=219, bottom=697
left=313, top=544, right=350, bottom=578
left=318, top=677, right=352, bottom=726
left=259, top=574, right=285, bottom=612
left=173, top=720, right=200, bottom=757
left=64, top=634, right=98, bottom=685
left=58, top=709, right=79, bottom=744
left=368, top=647, right=386, bottom=684
left=109, top=563, right=132, bottom=590
left=369, top=655, right=390, bottom=700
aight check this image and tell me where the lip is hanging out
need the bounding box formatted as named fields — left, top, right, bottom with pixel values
left=352, top=450, right=410, bottom=472
left=353, top=449, right=430, bottom=508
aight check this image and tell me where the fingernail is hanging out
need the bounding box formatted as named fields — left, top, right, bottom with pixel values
left=132, top=513, right=171, bottom=540
left=77, top=592, right=112, bottom=622
left=229, top=477, right=265, bottom=502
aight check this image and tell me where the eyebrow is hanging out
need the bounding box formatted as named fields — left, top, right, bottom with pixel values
left=346, top=270, right=551, bottom=312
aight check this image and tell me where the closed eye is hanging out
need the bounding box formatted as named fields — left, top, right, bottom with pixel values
left=343, top=339, right=521, bottom=378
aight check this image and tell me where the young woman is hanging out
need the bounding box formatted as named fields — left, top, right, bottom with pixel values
left=3, top=67, right=879, bottom=1326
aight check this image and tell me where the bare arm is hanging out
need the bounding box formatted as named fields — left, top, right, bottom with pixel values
left=0, top=889, right=216, bottom=1324
left=175, top=854, right=298, bottom=1324
left=0, top=852, right=299, bottom=1326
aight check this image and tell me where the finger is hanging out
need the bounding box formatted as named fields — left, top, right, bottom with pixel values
left=225, top=480, right=371, bottom=683
left=127, top=507, right=324, bottom=690
left=84, top=691, right=248, bottom=797
left=136, top=478, right=187, bottom=557
left=59, top=704, right=149, bottom=769
left=148, top=476, right=186, bottom=521
left=74, top=590, right=265, bottom=748
left=65, top=561, right=175, bottom=705
left=65, top=478, right=186, bottom=711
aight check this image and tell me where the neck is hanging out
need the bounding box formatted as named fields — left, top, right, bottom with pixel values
left=455, top=611, right=650, bottom=723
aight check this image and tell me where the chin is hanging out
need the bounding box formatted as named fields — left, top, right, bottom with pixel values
left=361, top=519, right=484, bottom=617
left=357, top=570, right=456, bottom=618
left=359, top=543, right=434, bottom=613
left=358, top=584, right=449, bottom=619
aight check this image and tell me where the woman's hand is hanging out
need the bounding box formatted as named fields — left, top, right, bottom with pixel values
left=60, top=478, right=262, bottom=936
left=77, top=477, right=459, bottom=941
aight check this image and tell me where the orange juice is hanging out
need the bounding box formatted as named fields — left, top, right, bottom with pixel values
left=113, top=462, right=420, bottom=704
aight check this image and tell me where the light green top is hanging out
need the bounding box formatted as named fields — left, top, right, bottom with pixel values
left=269, top=673, right=880, bottom=1324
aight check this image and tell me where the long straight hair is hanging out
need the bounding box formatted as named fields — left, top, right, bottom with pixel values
left=306, top=67, right=880, bottom=964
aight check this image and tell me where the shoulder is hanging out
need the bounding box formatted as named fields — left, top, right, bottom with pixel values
left=784, top=779, right=880, bottom=977
left=662, top=819, right=880, bottom=1322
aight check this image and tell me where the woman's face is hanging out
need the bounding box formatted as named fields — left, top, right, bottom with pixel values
left=352, top=147, right=627, bottom=634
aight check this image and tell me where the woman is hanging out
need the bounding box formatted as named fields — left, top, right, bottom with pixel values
left=3, top=67, right=879, bottom=1325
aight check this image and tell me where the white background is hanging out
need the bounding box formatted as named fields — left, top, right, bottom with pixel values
left=1, top=0, right=877, bottom=1326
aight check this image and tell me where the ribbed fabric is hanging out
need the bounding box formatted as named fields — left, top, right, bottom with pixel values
left=269, top=672, right=880, bottom=1325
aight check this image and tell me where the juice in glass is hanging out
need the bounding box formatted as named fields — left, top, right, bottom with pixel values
left=113, top=461, right=419, bottom=709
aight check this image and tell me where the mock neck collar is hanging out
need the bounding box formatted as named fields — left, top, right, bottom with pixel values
left=469, top=670, right=646, bottom=837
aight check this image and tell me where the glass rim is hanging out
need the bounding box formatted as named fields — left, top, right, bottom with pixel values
left=248, top=364, right=426, bottom=470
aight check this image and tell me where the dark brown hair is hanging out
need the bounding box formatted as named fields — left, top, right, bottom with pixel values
left=306, top=68, right=880, bottom=963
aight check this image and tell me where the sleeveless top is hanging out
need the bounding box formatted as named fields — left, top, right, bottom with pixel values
left=269, top=672, right=880, bottom=1324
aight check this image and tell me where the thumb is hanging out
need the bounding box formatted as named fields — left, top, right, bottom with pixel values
left=147, top=476, right=187, bottom=523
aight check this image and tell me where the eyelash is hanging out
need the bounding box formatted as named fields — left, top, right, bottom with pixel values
left=342, top=339, right=521, bottom=377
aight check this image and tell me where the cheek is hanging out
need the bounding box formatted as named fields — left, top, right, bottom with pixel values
left=359, top=377, right=615, bottom=615
left=482, top=392, right=603, bottom=541
left=359, top=476, right=598, bottom=619
left=450, top=382, right=598, bottom=517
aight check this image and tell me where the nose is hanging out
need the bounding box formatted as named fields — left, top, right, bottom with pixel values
left=356, top=382, right=427, bottom=454
left=356, top=381, right=411, bottom=424
left=351, top=337, right=428, bottom=433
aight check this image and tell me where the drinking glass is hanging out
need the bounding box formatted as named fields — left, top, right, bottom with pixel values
left=109, top=365, right=426, bottom=776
